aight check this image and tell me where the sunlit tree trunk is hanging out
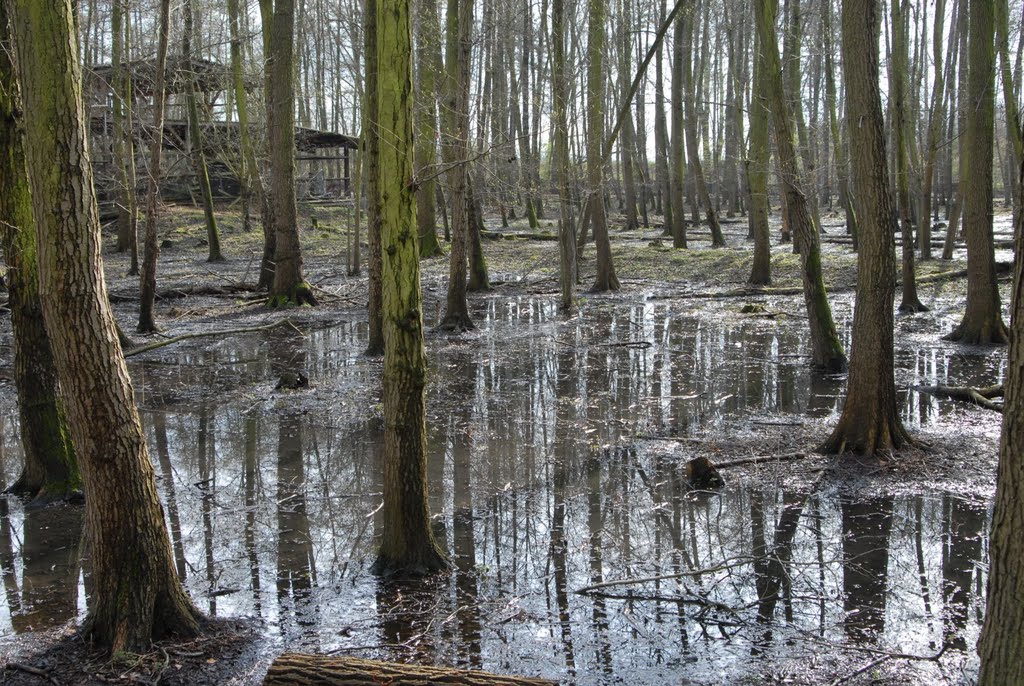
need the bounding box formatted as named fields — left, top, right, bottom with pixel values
left=373, top=0, right=448, bottom=575
left=754, top=0, right=845, bottom=371
left=9, top=0, right=201, bottom=651
left=821, top=0, right=913, bottom=456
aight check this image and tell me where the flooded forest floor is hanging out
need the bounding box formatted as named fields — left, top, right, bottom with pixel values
left=0, top=202, right=1011, bottom=685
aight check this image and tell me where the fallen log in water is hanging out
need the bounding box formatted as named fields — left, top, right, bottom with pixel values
left=915, top=384, right=1004, bottom=412
left=263, top=653, right=557, bottom=686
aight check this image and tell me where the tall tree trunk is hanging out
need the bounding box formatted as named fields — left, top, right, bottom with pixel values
left=438, top=0, right=474, bottom=330
left=415, top=0, right=443, bottom=258
left=754, top=0, right=846, bottom=371
left=183, top=0, right=224, bottom=263
left=552, top=0, right=576, bottom=310
left=267, top=0, right=316, bottom=307
left=682, top=10, right=725, bottom=247
left=891, top=0, right=926, bottom=312
left=0, top=8, right=78, bottom=503
left=945, top=0, right=1008, bottom=344
left=918, top=0, right=950, bottom=261
left=228, top=0, right=264, bottom=243
left=669, top=16, right=687, bottom=248
left=372, top=0, right=448, bottom=575
left=618, top=0, right=639, bottom=232
left=137, top=0, right=172, bottom=333
left=9, top=0, right=201, bottom=651
left=821, top=0, right=913, bottom=456
left=586, top=0, right=619, bottom=291
left=364, top=0, right=385, bottom=349
left=978, top=146, right=1024, bottom=686
left=747, top=24, right=771, bottom=286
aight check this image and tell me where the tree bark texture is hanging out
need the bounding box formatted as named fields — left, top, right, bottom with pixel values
left=9, top=0, right=201, bottom=651
left=820, top=0, right=913, bottom=456
left=0, top=6, right=77, bottom=502
left=945, top=0, right=1007, bottom=344
left=373, top=0, right=448, bottom=575
left=978, top=161, right=1024, bottom=686
left=669, top=17, right=687, bottom=249
left=268, top=0, right=316, bottom=307
left=414, top=0, right=443, bottom=258
left=364, top=0, right=385, bottom=349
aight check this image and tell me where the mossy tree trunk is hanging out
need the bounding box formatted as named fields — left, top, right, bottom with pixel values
left=753, top=0, right=846, bottom=372
left=586, top=0, right=619, bottom=292
left=890, top=0, right=926, bottom=313
left=747, top=26, right=771, bottom=286
left=136, top=0, right=171, bottom=333
left=373, top=0, right=447, bottom=576
left=9, top=0, right=201, bottom=651
left=267, top=0, right=316, bottom=307
left=820, top=0, right=913, bottom=456
left=438, top=0, right=474, bottom=331
left=466, top=178, right=490, bottom=291
left=183, top=0, right=224, bottom=263
left=945, top=0, right=1008, bottom=345
left=0, top=5, right=78, bottom=504
left=978, top=158, right=1024, bottom=686
left=552, top=0, right=576, bottom=311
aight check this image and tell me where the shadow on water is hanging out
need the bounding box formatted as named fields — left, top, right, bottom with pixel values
left=0, top=297, right=1000, bottom=682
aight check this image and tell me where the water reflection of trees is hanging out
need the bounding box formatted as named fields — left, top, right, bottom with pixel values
left=0, top=301, right=992, bottom=681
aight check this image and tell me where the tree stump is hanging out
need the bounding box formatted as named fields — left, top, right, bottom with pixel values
left=263, top=654, right=557, bottom=685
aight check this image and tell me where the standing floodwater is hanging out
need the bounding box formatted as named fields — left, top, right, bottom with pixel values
left=0, top=295, right=1001, bottom=683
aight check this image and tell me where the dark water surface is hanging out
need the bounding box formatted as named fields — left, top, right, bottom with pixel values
left=0, top=295, right=1003, bottom=683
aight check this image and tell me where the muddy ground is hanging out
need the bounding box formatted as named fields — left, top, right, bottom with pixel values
left=0, top=200, right=1010, bottom=685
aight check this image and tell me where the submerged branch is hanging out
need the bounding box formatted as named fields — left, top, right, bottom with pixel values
left=124, top=319, right=299, bottom=357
